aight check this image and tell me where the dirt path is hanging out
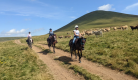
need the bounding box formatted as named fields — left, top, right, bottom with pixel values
left=14, top=40, right=21, bottom=44
left=14, top=40, right=84, bottom=80
left=37, top=43, right=137, bottom=80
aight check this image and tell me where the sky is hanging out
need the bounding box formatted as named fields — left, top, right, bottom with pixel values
left=0, top=0, right=138, bottom=37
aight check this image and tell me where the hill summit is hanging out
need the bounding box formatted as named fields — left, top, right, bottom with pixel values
left=55, top=10, right=138, bottom=32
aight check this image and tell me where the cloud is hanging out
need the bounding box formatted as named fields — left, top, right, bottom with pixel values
left=32, top=28, right=45, bottom=33
left=123, top=2, right=138, bottom=11
left=25, top=18, right=31, bottom=21
left=86, top=10, right=90, bottom=13
left=7, top=29, right=26, bottom=34
left=98, top=4, right=115, bottom=11
left=0, top=29, right=27, bottom=37
left=70, top=16, right=76, bottom=19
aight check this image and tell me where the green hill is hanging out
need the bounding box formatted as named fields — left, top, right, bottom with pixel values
left=55, top=10, right=138, bottom=32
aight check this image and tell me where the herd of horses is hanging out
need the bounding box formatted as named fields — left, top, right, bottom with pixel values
left=47, top=34, right=86, bottom=63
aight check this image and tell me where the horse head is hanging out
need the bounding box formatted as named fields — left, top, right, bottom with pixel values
left=80, top=37, right=86, bottom=48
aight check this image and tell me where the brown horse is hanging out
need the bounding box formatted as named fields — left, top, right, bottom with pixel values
left=69, top=37, right=86, bottom=63
left=47, top=34, right=57, bottom=53
left=130, top=25, right=138, bottom=31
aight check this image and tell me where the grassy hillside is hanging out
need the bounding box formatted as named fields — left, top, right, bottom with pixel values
left=0, top=41, right=53, bottom=80
left=55, top=10, right=138, bottom=32
left=19, top=11, right=138, bottom=78
left=21, top=27, right=138, bottom=78
left=0, top=37, right=25, bottom=42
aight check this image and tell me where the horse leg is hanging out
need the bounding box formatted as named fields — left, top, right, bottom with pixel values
left=49, top=46, right=51, bottom=52
left=80, top=50, right=82, bottom=63
left=53, top=44, right=55, bottom=54
left=70, top=47, right=73, bottom=59
left=78, top=50, right=81, bottom=63
left=75, top=50, right=77, bottom=59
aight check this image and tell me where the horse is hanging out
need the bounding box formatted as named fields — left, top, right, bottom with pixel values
left=26, top=38, right=33, bottom=49
left=130, top=25, right=138, bottom=31
left=69, top=37, right=86, bottom=63
left=47, top=34, right=57, bottom=53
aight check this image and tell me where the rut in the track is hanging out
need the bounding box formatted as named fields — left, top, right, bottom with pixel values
left=37, top=43, right=137, bottom=80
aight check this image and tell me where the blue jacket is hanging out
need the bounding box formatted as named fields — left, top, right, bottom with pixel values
left=49, top=31, right=54, bottom=36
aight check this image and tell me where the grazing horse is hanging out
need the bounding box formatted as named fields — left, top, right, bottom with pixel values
left=130, top=25, right=138, bottom=31
left=69, top=37, right=86, bottom=63
left=47, top=34, right=57, bottom=53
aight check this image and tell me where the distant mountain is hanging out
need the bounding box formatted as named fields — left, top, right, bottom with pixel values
left=55, top=10, right=138, bottom=32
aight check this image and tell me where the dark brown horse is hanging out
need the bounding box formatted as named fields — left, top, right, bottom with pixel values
left=47, top=34, right=57, bottom=53
left=69, top=37, right=86, bottom=63
left=130, top=25, right=138, bottom=31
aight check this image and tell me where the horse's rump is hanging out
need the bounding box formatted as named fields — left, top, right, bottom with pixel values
left=69, top=39, right=73, bottom=46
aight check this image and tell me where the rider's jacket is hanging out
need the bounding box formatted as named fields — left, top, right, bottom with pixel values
left=27, top=34, right=32, bottom=39
left=49, top=31, right=54, bottom=36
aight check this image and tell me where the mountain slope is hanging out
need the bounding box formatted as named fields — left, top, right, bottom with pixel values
left=55, top=10, right=138, bottom=32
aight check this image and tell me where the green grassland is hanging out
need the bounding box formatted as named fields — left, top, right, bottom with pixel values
left=0, top=37, right=25, bottom=42
left=69, top=65, right=101, bottom=80
left=27, top=28, right=138, bottom=78
left=3, top=10, right=138, bottom=79
left=19, top=11, right=138, bottom=78
left=0, top=41, right=53, bottom=80
left=55, top=10, right=138, bottom=32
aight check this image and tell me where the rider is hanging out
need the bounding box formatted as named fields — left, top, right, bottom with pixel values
left=27, top=32, right=33, bottom=44
left=27, top=32, right=32, bottom=39
left=48, top=28, right=54, bottom=44
left=72, top=25, right=84, bottom=50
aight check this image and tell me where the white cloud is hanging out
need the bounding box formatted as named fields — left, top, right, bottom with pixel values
left=32, top=28, right=45, bottom=33
left=7, top=29, right=16, bottom=34
left=0, top=29, right=27, bottom=37
left=98, top=4, right=115, bottom=11
left=7, top=29, right=26, bottom=34
left=86, top=10, right=90, bottom=13
left=25, top=18, right=31, bottom=21
left=70, top=16, right=76, bottom=19
left=124, top=3, right=138, bottom=11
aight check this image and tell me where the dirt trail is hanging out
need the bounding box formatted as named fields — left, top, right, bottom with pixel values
left=37, top=43, right=137, bottom=80
left=14, top=40, right=84, bottom=80
left=14, top=40, right=21, bottom=44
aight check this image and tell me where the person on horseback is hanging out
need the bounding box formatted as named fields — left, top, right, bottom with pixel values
left=47, top=28, right=54, bottom=44
left=72, top=25, right=84, bottom=50
left=27, top=32, right=32, bottom=39
left=27, top=32, right=33, bottom=48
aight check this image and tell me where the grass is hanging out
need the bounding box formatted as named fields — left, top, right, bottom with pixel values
left=18, top=11, right=138, bottom=78
left=69, top=65, right=101, bottom=80
left=29, top=27, right=138, bottom=78
left=0, top=37, right=25, bottom=42
left=0, top=41, right=53, bottom=80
